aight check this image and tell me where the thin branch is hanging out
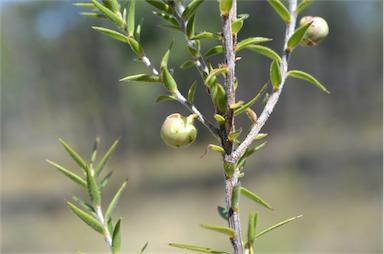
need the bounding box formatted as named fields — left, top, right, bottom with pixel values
left=229, top=0, right=298, bottom=164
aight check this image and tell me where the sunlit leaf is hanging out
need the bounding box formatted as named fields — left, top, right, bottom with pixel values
left=71, top=195, right=95, bottom=214
left=270, top=59, right=282, bottom=90
left=181, top=0, right=204, bottom=21
left=112, top=218, right=122, bottom=254
left=255, top=215, right=303, bottom=239
left=47, top=160, right=87, bottom=188
left=204, top=45, right=224, bottom=57
left=98, top=171, right=113, bottom=191
left=91, top=0, right=125, bottom=28
left=95, top=138, right=119, bottom=178
left=92, top=26, right=128, bottom=43
left=120, top=74, right=162, bottom=83
left=180, top=60, right=195, bottom=69
left=246, top=45, right=282, bottom=62
left=205, top=67, right=228, bottom=88
left=287, top=70, right=330, bottom=93
left=169, top=243, right=227, bottom=253
left=247, top=211, right=258, bottom=243
left=153, top=11, right=179, bottom=26
left=67, top=201, right=105, bottom=235
left=58, top=138, right=87, bottom=172
left=235, top=37, right=271, bottom=52
left=296, top=0, right=313, bottom=14
left=105, top=179, right=128, bottom=222
left=267, top=0, right=291, bottom=23
left=191, top=31, right=222, bottom=40
left=200, top=224, right=236, bottom=238
left=145, top=0, right=172, bottom=14
left=127, top=0, right=136, bottom=36
left=234, top=81, right=268, bottom=116
left=188, top=81, right=197, bottom=104
left=155, top=94, right=177, bottom=103
left=85, top=165, right=101, bottom=207
left=287, top=22, right=311, bottom=51
left=186, top=14, right=195, bottom=39
left=228, top=128, right=242, bottom=142
left=231, top=183, right=241, bottom=212
left=246, top=141, right=267, bottom=157
left=240, top=187, right=273, bottom=210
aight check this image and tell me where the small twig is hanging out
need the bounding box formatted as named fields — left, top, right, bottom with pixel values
left=230, top=0, right=298, bottom=164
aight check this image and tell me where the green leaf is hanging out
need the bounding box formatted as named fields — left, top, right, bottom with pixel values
left=79, top=12, right=106, bottom=18
left=255, top=133, right=268, bottom=140
left=205, top=67, right=228, bottom=88
left=187, top=45, right=200, bottom=58
left=138, top=242, right=149, bottom=254
left=267, top=0, right=291, bottom=23
left=255, top=215, right=303, bottom=239
left=186, top=13, right=195, bottom=39
left=95, top=138, right=119, bottom=178
left=219, top=0, right=233, bottom=16
left=135, top=18, right=144, bottom=42
left=246, top=141, right=267, bottom=158
left=231, top=14, right=249, bottom=34
left=287, top=22, right=311, bottom=51
left=246, top=45, right=282, bottom=62
left=181, top=0, right=204, bottom=21
left=67, top=201, right=106, bottom=235
left=180, top=60, right=195, bottom=69
left=120, top=74, right=162, bottom=83
left=103, top=0, right=120, bottom=14
left=47, top=160, right=87, bottom=188
left=89, top=137, right=99, bottom=171
left=127, top=38, right=144, bottom=56
left=247, top=211, right=258, bottom=243
left=71, top=195, right=95, bottom=214
left=200, top=224, right=235, bottom=238
left=235, top=37, right=271, bottom=52
left=161, top=41, right=173, bottom=69
left=287, top=70, right=330, bottom=93
left=217, top=206, right=228, bottom=220
left=191, top=31, right=222, bottom=40
left=155, top=94, right=177, bottom=103
left=127, top=0, right=136, bottom=36
left=270, top=59, right=282, bottom=91
left=98, top=171, right=113, bottom=191
left=204, top=45, right=224, bottom=57
left=296, top=0, right=313, bottom=15
left=105, top=179, right=128, bottom=222
left=91, top=0, right=125, bottom=28
left=153, top=11, right=179, bottom=26
left=188, top=81, right=197, bottom=104
left=85, top=165, right=101, bottom=207
left=73, top=3, right=96, bottom=8
left=211, top=83, right=227, bottom=113
left=58, top=138, right=88, bottom=172
left=214, top=114, right=226, bottom=124
left=240, top=187, right=273, bottom=210
left=161, top=68, right=178, bottom=93
left=145, top=0, right=172, bottom=14
left=112, top=219, right=122, bottom=254
left=228, top=128, right=242, bottom=142
left=231, top=183, right=241, bottom=212
left=92, top=26, right=128, bottom=43
left=234, top=81, right=268, bottom=116
left=169, top=243, right=227, bottom=253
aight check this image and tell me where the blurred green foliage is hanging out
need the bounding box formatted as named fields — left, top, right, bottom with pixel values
left=1, top=1, right=382, bottom=253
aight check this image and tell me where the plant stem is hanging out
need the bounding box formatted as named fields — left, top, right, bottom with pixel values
left=229, top=0, right=298, bottom=164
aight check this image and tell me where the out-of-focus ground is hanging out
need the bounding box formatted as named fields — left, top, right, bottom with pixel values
left=1, top=1, right=382, bottom=253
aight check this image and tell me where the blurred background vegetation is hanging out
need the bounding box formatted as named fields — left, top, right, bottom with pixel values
left=1, top=0, right=382, bottom=253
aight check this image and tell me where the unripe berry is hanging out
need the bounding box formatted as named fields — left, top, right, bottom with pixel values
left=299, top=16, right=329, bottom=46
left=160, top=113, right=197, bottom=148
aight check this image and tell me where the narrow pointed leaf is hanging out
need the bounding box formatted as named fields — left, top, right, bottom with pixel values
left=180, top=60, right=195, bottom=69
left=204, top=144, right=225, bottom=155
left=161, top=42, right=174, bottom=69
left=127, top=38, right=144, bottom=56
left=204, top=45, right=224, bottom=57
left=296, top=0, right=313, bottom=15
left=235, top=37, right=271, bottom=52
left=89, top=137, right=99, bottom=171
left=169, top=243, right=227, bottom=253
left=228, top=128, right=242, bottom=142
left=234, top=81, right=268, bottom=116
left=188, top=81, right=197, bottom=104
left=112, top=219, right=122, bottom=254
left=67, top=201, right=105, bottom=235
left=231, top=14, right=249, bottom=34
left=98, top=171, right=113, bottom=191
left=246, top=45, right=282, bottom=62
left=145, top=0, right=172, bottom=14
left=191, top=32, right=222, bottom=40
left=95, top=138, right=119, bottom=178
left=287, top=22, right=311, bottom=51
left=127, top=0, right=136, bottom=36
left=181, top=0, right=204, bottom=21
left=217, top=206, right=228, bottom=220
left=92, top=26, right=128, bottom=43
left=80, top=12, right=106, bottom=18
left=73, top=3, right=96, bottom=8
left=214, top=114, right=226, bottom=124
left=255, top=215, right=303, bottom=239
left=230, top=101, right=244, bottom=109
left=205, top=67, right=228, bottom=88
left=247, top=211, right=258, bottom=243
left=200, top=224, right=235, bottom=238
left=231, top=183, right=241, bottom=212
left=85, top=165, right=101, bottom=207
left=186, top=14, right=195, bottom=39
left=155, top=94, right=177, bottom=103
left=91, top=0, right=125, bottom=28
left=105, top=179, right=128, bottom=222
left=135, top=18, right=144, bottom=42
left=153, top=11, right=179, bottom=26
left=287, top=70, right=330, bottom=93
left=107, top=217, right=114, bottom=236
left=270, top=59, right=282, bottom=90
left=162, top=67, right=178, bottom=93
left=71, top=195, right=95, bottom=214
left=246, top=141, right=267, bottom=157
left=240, top=187, right=273, bottom=210
left=120, top=74, right=161, bottom=83
left=219, top=0, right=233, bottom=16
left=47, top=160, right=87, bottom=188
left=255, top=133, right=268, bottom=140
left=58, top=138, right=87, bottom=172
left=267, top=0, right=291, bottom=23
left=159, top=24, right=182, bottom=32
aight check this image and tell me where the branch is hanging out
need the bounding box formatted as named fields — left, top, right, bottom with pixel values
left=230, top=0, right=298, bottom=164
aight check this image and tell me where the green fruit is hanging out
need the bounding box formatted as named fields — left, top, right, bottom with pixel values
left=299, top=16, right=329, bottom=46
left=160, top=113, right=197, bottom=148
